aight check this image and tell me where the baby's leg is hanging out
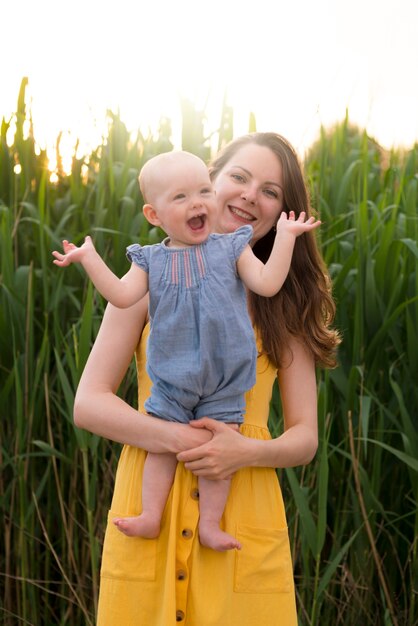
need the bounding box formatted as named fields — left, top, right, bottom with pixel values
left=113, top=452, right=177, bottom=538
left=197, top=421, right=241, bottom=551
left=198, top=476, right=241, bottom=551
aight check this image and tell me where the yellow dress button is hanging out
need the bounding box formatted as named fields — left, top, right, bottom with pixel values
left=181, top=528, right=193, bottom=539
left=177, top=569, right=187, bottom=580
left=190, top=488, right=199, bottom=500
left=176, top=610, right=185, bottom=621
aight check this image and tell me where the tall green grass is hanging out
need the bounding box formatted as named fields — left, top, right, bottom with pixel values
left=1, top=80, right=417, bottom=625
left=285, top=118, right=418, bottom=625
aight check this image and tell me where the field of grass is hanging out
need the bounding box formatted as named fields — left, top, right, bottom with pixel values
left=1, top=79, right=417, bottom=625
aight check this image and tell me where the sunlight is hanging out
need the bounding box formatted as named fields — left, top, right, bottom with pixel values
left=2, top=0, right=418, bottom=173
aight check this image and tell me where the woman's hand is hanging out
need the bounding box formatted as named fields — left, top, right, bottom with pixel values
left=176, top=418, right=253, bottom=480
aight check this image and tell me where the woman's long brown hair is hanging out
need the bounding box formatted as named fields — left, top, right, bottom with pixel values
left=210, top=132, right=341, bottom=369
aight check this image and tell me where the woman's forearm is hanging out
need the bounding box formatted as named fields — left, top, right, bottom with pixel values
left=74, top=389, right=213, bottom=454
left=177, top=418, right=318, bottom=480
left=74, top=390, right=170, bottom=451
left=245, top=423, right=318, bottom=469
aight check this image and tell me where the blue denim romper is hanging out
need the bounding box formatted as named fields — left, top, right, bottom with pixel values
left=126, top=225, right=256, bottom=425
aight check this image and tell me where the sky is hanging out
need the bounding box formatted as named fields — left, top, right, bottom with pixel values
left=2, top=0, right=418, bottom=165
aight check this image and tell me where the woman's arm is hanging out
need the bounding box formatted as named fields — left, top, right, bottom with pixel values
left=74, top=296, right=212, bottom=453
left=177, top=337, right=318, bottom=479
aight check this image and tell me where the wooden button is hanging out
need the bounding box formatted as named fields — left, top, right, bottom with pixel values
left=177, top=569, right=187, bottom=581
left=190, top=488, right=200, bottom=500
left=181, top=528, right=193, bottom=539
left=176, top=610, right=185, bottom=621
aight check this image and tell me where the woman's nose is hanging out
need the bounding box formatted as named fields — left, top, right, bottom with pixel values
left=241, top=187, right=257, bottom=205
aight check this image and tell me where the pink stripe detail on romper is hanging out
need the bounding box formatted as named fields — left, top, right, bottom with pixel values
left=196, top=246, right=205, bottom=277
left=172, top=253, right=178, bottom=284
left=184, top=250, right=191, bottom=288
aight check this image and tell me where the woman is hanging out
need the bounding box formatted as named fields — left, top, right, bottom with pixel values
left=74, top=132, right=340, bottom=625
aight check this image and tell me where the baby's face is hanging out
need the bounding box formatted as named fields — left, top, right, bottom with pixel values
left=152, top=158, right=218, bottom=248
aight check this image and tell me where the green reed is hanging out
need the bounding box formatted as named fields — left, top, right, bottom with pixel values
left=1, top=80, right=416, bottom=625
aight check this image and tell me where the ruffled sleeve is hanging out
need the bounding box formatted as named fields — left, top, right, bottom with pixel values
left=230, top=225, right=253, bottom=261
left=126, top=244, right=149, bottom=272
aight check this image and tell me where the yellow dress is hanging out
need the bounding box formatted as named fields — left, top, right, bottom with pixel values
left=97, top=324, right=297, bottom=625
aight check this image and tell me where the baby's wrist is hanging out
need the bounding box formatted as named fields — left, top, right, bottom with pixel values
left=80, top=246, right=102, bottom=268
left=275, top=228, right=297, bottom=243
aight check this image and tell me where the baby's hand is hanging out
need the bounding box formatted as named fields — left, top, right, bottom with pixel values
left=52, top=235, right=95, bottom=267
left=276, top=211, right=321, bottom=237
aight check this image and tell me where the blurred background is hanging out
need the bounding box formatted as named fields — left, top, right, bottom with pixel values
left=2, top=0, right=418, bottom=164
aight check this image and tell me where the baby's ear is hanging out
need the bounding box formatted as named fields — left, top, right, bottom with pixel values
left=143, top=204, right=161, bottom=226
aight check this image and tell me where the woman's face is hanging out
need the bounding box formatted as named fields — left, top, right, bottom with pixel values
left=212, top=144, right=284, bottom=243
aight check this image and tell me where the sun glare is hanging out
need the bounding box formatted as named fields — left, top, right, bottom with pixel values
left=2, top=0, right=418, bottom=175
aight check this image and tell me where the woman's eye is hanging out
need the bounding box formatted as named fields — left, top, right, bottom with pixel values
left=264, top=188, right=279, bottom=199
left=231, top=173, right=245, bottom=183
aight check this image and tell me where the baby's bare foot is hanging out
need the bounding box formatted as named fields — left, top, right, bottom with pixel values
left=113, top=513, right=161, bottom=538
left=199, top=521, right=242, bottom=551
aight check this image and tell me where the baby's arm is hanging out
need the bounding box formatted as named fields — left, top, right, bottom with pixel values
left=52, top=236, right=148, bottom=308
left=237, top=211, right=321, bottom=297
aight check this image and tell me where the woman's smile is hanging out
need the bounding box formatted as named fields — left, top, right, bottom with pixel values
left=227, top=205, right=256, bottom=222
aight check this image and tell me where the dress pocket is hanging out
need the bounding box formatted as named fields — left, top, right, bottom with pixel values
left=100, top=510, right=157, bottom=581
left=234, top=524, right=293, bottom=593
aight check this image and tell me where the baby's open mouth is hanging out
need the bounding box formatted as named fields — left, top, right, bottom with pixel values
left=188, top=214, right=206, bottom=230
